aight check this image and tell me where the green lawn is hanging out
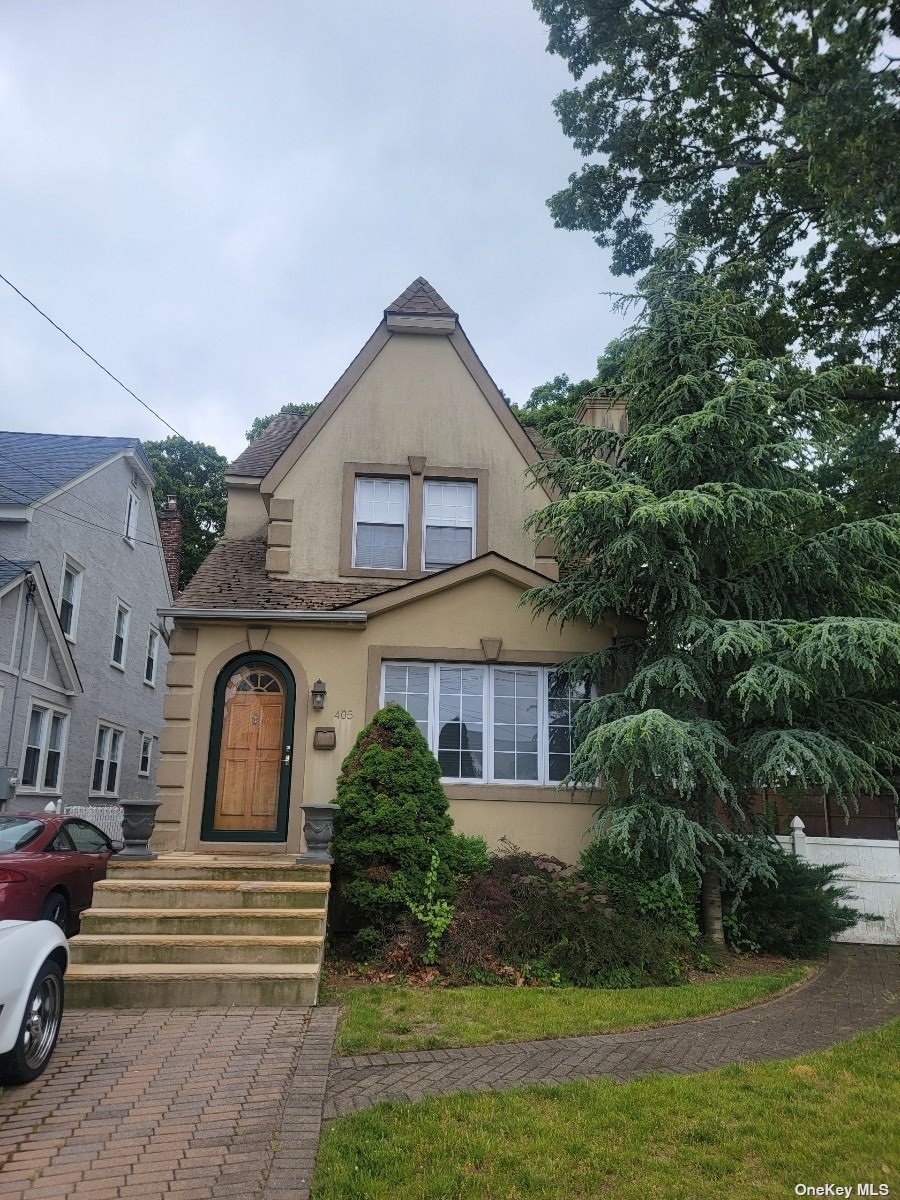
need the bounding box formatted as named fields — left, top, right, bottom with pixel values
left=326, top=965, right=807, bottom=1053
left=313, top=1020, right=900, bottom=1200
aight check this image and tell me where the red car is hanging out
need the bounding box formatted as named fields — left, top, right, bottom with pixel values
left=0, top=814, right=122, bottom=935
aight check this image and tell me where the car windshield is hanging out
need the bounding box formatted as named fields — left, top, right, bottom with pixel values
left=0, top=817, right=44, bottom=851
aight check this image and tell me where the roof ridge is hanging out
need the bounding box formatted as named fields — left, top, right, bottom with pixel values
left=384, top=277, right=457, bottom=318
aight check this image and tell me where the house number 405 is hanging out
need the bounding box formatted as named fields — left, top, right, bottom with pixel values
left=333, top=709, right=353, bottom=720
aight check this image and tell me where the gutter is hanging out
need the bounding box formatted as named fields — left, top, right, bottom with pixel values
left=157, top=606, right=367, bottom=627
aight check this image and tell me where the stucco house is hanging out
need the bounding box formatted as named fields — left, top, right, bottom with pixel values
left=153, top=278, right=627, bottom=864
left=0, top=432, right=174, bottom=814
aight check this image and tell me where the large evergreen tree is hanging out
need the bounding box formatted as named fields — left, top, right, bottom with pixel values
left=525, top=252, right=900, bottom=940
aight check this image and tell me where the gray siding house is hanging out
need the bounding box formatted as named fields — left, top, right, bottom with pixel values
left=0, top=432, right=173, bottom=813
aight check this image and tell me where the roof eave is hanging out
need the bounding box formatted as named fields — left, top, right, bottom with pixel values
left=158, top=606, right=368, bottom=627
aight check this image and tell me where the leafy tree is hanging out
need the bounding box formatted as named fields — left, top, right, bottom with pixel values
left=524, top=249, right=900, bottom=941
left=331, top=704, right=459, bottom=937
left=517, top=339, right=634, bottom=437
left=245, top=402, right=318, bottom=442
left=533, top=0, right=900, bottom=381
left=142, top=437, right=227, bottom=588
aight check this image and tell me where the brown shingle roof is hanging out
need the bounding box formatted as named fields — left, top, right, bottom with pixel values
left=176, top=539, right=404, bottom=611
left=228, top=413, right=309, bottom=477
left=521, top=424, right=556, bottom=460
left=385, top=277, right=457, bottom=318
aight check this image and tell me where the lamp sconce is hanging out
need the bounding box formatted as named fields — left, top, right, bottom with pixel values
left=310, top=679, right=327, bottom=711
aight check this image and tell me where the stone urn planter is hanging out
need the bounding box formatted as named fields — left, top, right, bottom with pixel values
left=117, top=798, right=163, bottom=860
left=298, top=802, right=338, bottom=864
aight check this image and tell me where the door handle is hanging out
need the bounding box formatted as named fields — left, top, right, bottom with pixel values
left=282, top=745, right=292, bottom=766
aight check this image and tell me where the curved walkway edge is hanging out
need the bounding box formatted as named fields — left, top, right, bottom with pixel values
left=323, top=944, right=900, bottom=1119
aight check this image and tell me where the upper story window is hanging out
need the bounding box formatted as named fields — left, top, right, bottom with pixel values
left=59, top=558, right=84, bottom=640
left=138, top=733, right=153, bottom=777
left=124, top=487, right=140, bottom=543
left=423, top=481, right=476, bottom=571
left=145, top=626, right=160, bottom=685
left=20, top=703, right=69, bottom=793
left=111, top=602, right=130, bottom=669
left=352, top=477, right=408, bottom=570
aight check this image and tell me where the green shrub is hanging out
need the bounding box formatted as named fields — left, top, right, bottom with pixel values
left=502, top=867, right=685, bottom=987
left=438, top=847, right=683, bottom=987
left=727, top=852, right=860, bottom=958
left=445, top=834, right=490, bottom=880
left=580, top=837, right=700, bottom=944
left=331, top=704, right=458, bottom=936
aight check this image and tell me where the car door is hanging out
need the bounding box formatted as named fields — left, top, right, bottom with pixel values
left=59, top=821, right=112, bottom=915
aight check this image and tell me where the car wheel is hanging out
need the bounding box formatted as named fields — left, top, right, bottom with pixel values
left=0, top=959, right=65, bottom=1085
left=39, top=891, right=69, bottom=932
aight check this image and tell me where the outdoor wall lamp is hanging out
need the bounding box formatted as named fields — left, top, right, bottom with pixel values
left=310, top=679, right=327, bottom=710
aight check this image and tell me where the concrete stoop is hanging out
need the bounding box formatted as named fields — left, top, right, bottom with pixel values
left=67, top=854, right=330, bottom=1008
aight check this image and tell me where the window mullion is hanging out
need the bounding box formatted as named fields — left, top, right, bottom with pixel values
left=486, top=666, right=493, bottom=783
left=429, top=664, right=438, bottom=758
left=539, top=667, right=549, bottom=786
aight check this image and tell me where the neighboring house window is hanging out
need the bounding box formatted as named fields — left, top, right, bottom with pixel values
left=381, top=662, right=589, bottom=785
left=20, top=704, right=68, bottom=792
left=111, top=602, right=130, bottom=668
left=59, top=558, right=84, bottom=640
left=423, top=481, right=476, bottom=570
left=92, top=723, right=124, bottom=796
left=145, top=627, right=159, bottom=685
left=352, top=477, right=408, bottom=569
left=124, top=488, right=140, bottom=542
left=138, top=733, right=153, bottom=777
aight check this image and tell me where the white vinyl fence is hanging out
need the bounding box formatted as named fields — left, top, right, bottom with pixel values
left=777, top=816, right=900, bottom=945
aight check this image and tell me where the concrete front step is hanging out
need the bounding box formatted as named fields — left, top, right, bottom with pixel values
left=109, top=855, right=330, bottom=884
left=92, top=878, right=330, bottom=910
left=66, top=961, right=321, bottom=1008
left=70, top=933, right=323, bottom=966
left=79, top=907, right=327, bottom=937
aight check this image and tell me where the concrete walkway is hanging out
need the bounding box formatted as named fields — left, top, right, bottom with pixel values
left=0, top=946, right=896, bottom=1199
left=324, top=945, right=900, bottom=1117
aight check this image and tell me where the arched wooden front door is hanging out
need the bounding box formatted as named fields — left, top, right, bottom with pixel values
left=202, top=654, right=295, bottom=842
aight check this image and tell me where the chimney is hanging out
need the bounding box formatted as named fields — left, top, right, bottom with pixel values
left=575, top=393, right=628, bottom=436
left=158, top=495, right=183, bottom=595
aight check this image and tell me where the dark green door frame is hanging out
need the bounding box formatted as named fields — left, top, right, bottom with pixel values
left=201, top=651, right=296, bottom=843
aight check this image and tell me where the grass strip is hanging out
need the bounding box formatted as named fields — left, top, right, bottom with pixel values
left=314, top=1019, right=899, bottom=1200
left=328, top=966, right=807, bottom=1053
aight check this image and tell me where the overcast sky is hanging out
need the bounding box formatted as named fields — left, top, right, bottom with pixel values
left=0, top=1, right=628, bottom=463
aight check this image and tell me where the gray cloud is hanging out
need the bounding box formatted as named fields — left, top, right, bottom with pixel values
left=0, top=1, right=625, bottom=462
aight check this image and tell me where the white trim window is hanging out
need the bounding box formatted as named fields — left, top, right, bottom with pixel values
left=352, top=477, right=408, bottom=569
left=59, top=558, right=84, bottom=640
left=144, top=626, right=160, bottom=685
left=124, top=487, right=140, bottom=542
left=20, top=703, right=69, bottom=792
left=423, top=480, right=476, bottom=570
left=111, top=602, right=130, bottom=669
left=138, top=733, right=153, bottom=777
left=381, top=662, right=589, bottom=785
left=92, top=723, right=124, bottom=796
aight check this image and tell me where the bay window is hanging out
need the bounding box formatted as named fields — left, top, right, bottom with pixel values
left=381, top=662, right=589, bottom=785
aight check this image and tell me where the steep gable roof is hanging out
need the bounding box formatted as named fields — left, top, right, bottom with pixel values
left=385, top=277, right=458, bottom=318
left=0, top=431, right=152, bottom=505
left=0, top=562, right=81, bottom=692
left=227, top=413, right=310, bottom=478
left=258, top=277, right=550, bottom=496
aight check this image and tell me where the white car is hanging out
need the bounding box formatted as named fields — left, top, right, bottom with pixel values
left=0, top=919, right=67, bottom=1084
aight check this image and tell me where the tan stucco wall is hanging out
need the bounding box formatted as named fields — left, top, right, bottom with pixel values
left=224, top=485, right=269, bottom=538
left=273, top=333, right=548, bottom=579
left=154, top=572, right=609, bottom=863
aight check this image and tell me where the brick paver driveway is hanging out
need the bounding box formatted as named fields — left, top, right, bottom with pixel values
left=325, top=945, right=900, bottom=1117
left=0, top=1006, right=337, bottom=1200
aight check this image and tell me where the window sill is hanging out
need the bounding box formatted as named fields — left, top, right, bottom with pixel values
left=64, top=633, right=77, bottom=645
left=15, top=789, right=62, bottom=798
left=110, top=661, right=125, bottom=672
left=143, top=679, right=156, bottom=688
left=344, top=565, right=423, bottom=580
left=123, top=536, right=136, bottom=548
left=137, top=772, right=150, bottom=779
left=88, top=793, right=119, bottom=801
left=444, top=782, right=598, bottom=805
